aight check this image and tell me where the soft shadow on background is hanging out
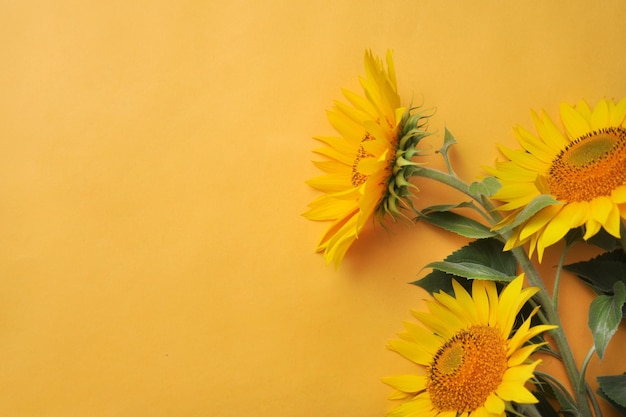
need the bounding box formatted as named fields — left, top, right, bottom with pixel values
left=1, top=1, right=625, bottom=416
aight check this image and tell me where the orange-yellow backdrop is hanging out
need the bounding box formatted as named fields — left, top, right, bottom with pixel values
left=1, top=1, right=625, bottom=416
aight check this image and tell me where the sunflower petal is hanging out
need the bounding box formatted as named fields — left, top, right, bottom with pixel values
left=381, top=375, right=427, bottom=393
left=561, top=101, right=592, bottom=139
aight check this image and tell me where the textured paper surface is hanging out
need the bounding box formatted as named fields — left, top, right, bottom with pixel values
left=1, top=1, right=625, bottom=415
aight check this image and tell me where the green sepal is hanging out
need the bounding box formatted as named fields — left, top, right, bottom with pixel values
left=497, top=194, right=560, bottom=233
left=376, top=107, right=431, bottom=221
left=597, top=373, right=626, bottom=411
left=411, top=238, right=516, bottom=294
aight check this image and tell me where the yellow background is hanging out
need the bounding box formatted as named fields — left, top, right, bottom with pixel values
left=1, top=1, right=625, bottom=416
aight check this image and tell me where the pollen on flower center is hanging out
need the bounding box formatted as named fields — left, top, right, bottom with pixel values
left=427, top=326, right=508, bottom=412
left=547, top=127, right=626, bottom=202
left=351, top=133, right=375, bottom=187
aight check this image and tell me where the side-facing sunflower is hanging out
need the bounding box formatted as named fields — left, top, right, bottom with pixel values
left=303, top=50, right=431, bottom=268
left=383, top=275, right=556, bottom=417
left=487, top=98, right=626, bottom=261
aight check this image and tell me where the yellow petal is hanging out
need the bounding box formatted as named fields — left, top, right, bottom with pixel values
left=514, top=126, right=556, bottom=163
left=508, top=343, right=544, bottom=367
left=401, top=321, right=442, bottom=354
left=502, top=361, right=539, bottom=383
left=305, top=174, right=352, bottom=193
left=611, top=96, right=626, bottom=126
left=381, top=375, right=427, bottom=393
left=342, top=88, right=377, bottom=117
left=484, top=393, right=506, bottom=415
left=583, top=218, right=602, bottom=241
left=412, top=311, right=458, bottom=340
left=387, top=390, right=412, bottom=400
left=560, top=102, right=591, bottom=139
left=312, top=159, right=351, bottom=174
left=327, top=109, right=365, bottom=141
left=497, top=275, right=524, bottom=336
left=303, top=198, right=357, bottom=221
left=602, top=203, right=621, bottom=238
left=387, top=339, right=433, bottom=366
left=356, top=156, right=385, bottom=176
left=590, top=195, right=613, bottom=224
left=496, top=383, right=538, bottom=403
left=611, top=185, right=626, bottom=203
left=537, top=215, right=572, bottom=251
left=519, top=204, right=562, bottom=241
left=387, top=394, right=438, bottom=417
left=591, top=98, right=610, bottom=129
left=426, top=299, right=467, bottom=330
left=531, top=109, right=569, bottom=153
left=434, top=285, right=479, bottom=326
left=472, top=280, right=490, bottom=325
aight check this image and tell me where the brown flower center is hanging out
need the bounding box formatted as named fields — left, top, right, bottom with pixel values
left=427, top=326, right=507, bottom=413
left=547, top=127, right=626, bottom=201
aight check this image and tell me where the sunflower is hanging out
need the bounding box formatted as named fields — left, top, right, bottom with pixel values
left=487, top=98, right=626, bottom=261
left=383, top=275, right=556, bottom=417
left=303, top=50, right=431, bottom=268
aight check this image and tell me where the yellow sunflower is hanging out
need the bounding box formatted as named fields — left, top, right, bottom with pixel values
left=487, top=98, right=626, bottom=261
left=383, top=275, right=556, bottom=417
left=303, top=50, right=431, bottom=268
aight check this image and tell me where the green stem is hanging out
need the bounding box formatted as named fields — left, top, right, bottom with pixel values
left=553, top=242, right=570, bottom=309
left=517, top=403, right=544, bottom=417
left=416, top=167, right=480, bottom=201
left=586, top=380, right=603, bottom=417
left=579, top=346, right=596, bottom=399
left=535, top=370, right=577, bottom=406
left=512, top=247, right=594, bottom=417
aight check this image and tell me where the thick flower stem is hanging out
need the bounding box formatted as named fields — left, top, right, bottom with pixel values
left=512, top=248, right=595, bottom=417
left=413, top=166, right=596, bottom=417
left=414, top=167, right=483, bottom=203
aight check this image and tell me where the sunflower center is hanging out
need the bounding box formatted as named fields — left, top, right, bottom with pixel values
left=427, top=325, right=508, bottom=413
left=351, top=133, right=375, bottom=187
left=547, top=127, right=626, bottom=202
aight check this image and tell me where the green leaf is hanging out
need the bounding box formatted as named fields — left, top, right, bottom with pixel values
left=469, top=176, right=501, bottom=197
left=411, top=238, right=517, bottom=294
left=586, top=228, right=621, bottom=251
left=418, top=211, right=495, bottom=239
left=413, top=268, right=471, bottom=296
left=588, top=281, right=626, bottom=360
left=597, top=374, right=626, bottom=410
left=497, top=194, right=560, bottom=233
left=564, top=250, right=626, bottom=316
left=424, top=261, right=516, bottom=281
left=419, top=201, right=476, bottom=214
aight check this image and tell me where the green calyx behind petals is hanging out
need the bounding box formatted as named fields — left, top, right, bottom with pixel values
left=376, top=107, right=432, bottom=221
